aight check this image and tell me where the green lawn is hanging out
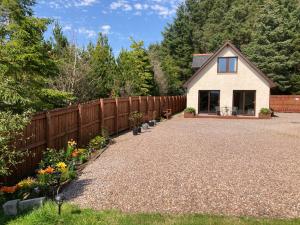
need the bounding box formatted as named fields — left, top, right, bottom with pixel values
left=1, top=202, right=300, bottom=225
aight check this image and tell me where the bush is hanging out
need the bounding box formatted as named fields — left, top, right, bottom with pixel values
left=89, top=136, right=107, bottom=151
left=260, top=108, right=272, bottom=115
left=184, top=107, right=196, bottom=114
left=129, top=111, right=143, bottom=128
left=39, top=148, right=66, bottom=169
left=0, top=111, right=30, bottom=176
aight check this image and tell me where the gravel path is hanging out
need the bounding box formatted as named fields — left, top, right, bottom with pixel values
left=63, top=113, right=300, bottom=218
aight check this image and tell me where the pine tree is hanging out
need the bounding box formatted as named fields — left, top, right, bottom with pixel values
left=243, top=0, right=300, bottom=93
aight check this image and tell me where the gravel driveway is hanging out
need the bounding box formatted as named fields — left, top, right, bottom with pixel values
left=63, top=113, right=300, bottom=218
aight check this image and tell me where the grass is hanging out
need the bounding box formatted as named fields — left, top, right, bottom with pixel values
left=1, top=202, right=300, bottom=225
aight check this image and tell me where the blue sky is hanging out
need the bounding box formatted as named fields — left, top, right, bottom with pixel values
left=34, top=0, right=183, bottom=55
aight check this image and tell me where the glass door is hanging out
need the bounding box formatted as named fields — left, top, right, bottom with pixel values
left=198, top=90, right=220, bottom=114
left=233, top=90, right=256, bottom=116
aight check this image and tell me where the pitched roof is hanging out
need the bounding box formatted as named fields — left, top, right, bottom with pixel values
left=192, top=54, right=213, bottom=69
left=184, top=41, right=276, bottom=88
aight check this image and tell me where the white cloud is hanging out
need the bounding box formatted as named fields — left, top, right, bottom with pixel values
left=110, top=0, right=132, bottom=11
left=101, top=25, right=111, bottom=35
left=45, top=0, right=98, bottom=9
left=109, top=0, right=183, bottom=18
left=77, top=27, right=96, bottom=37
left=74, top=0, right=97, bottom=7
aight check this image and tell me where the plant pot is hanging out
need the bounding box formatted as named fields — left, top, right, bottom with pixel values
left=148, top=121, right=155, bottom=127
left=184, top=112, right=195, bottom=118
left=132, top=127, right=139, bottom=135
left=259, top=113, right=272, bottom=119
left=142, top=123, right=149, bottom=130
left=138, top=127, right=142, bottom=133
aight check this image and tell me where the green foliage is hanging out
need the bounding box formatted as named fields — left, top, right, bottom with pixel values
left=85, top=33, right=117, bottom=98
left=129, top=111, right=143, bottom=128
left=0, top=0, right=72, bottom=112
left=0, top=111, right=30, bottom=176
left=184, top=107, right=196, bottom=114
left=117, top=39, right=157, bottom=96
left=89, top=136, right=107, bottom=151
left=260, top=108, right=272, bottom=115
left=39, top=148, right=66, bottom=169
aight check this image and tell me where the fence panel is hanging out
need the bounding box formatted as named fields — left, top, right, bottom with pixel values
left=2, top=95, right=186, bottom=184
left=270, top=95, right=300, bottom=113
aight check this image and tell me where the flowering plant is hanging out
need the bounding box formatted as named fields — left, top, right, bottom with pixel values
left=0, top=185, right=18, bottom=194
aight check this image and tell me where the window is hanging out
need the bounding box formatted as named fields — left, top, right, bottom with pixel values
left=217, top=57, right=237, bottom=73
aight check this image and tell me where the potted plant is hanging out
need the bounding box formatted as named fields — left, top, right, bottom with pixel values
left=184, top=107, right=196, bottom=118
left=129, top=111, right=143, bottom=135
left=259, top=108, right=272, bottom=119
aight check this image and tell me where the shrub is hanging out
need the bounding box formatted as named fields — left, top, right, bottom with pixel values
left=89, top=136, right=107, bottom=151
left=39, top=148, right=66, bottom=169
left=184, top=107, right=196, bottom=114
left=0, top=111, right=30, bottom=176
left=260, top=108, right=272, bottom=115
left=129, top=111, right=143, bottom=128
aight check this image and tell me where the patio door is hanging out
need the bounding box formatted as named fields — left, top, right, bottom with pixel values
left=233, top=90, right=256, bottom=116
left=198, top=90, right=220, bottom=114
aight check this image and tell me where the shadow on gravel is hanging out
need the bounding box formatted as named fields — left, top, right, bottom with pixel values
left=63, top=179, right=93, bottom=201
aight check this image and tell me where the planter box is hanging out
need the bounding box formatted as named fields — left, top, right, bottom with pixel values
left=184, top=112, right=195, bottom=118
left=259, top=113, right=272, bottom=119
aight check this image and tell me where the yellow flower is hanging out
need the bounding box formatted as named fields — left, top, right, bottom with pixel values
left=68, top=139, right=77, bottom=147
left=38, top=169, right=46, bottom=175
left=56, top=162, right=67, bottom=169
left=17, top=178, right=36, bottom=189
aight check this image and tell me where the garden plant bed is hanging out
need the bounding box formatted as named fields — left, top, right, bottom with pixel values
left=63, top=113, right=300, bottom=218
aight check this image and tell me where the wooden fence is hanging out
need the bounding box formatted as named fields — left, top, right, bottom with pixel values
left=270, top=95, right=300, bottom=113
left=1, top=96, right=186, bottom=184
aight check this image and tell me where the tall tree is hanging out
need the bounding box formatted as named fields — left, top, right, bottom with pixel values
left=86, top=33, right=117, bottom=99
left=0, top=0, right=70, bottom=112
left=243, top=0, right=300, bottom=93
left=117, top=39, right=157, bottom=96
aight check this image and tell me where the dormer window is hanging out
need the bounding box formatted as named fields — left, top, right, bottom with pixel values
left=218, top=57, right=238, bottom=73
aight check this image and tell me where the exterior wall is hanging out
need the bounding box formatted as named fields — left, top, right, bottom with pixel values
left=186, top=46, right=271, bottom=117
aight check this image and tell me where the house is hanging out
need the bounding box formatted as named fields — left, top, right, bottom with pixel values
left=184, top=41, right=276, bottom=117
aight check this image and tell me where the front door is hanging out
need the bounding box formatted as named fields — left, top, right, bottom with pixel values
left=233, top=90, right=256, bottom=116
left=198, top=90, right=220, bottom=114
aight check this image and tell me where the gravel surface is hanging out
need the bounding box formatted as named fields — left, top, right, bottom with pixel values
left=63, top=113, right=300, bottom=218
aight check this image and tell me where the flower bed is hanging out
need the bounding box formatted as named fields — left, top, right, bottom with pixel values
left=0, top=134, right=109, bottom=206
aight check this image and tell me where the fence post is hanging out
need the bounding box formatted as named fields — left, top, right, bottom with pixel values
left=146, top=96, right=149, bottom=120
left=99, top=99, right=102, bottom=134
left=46, top=111, right=52, bottom=148
left=138, top=96, right=142, bottom=113
left=115, top=98, right=119, bottom=135
left=129, top=97, right=132, bottom=113
left=100, top=99, right=104, bottom=135
left=78, top=104, right=83, bottom=146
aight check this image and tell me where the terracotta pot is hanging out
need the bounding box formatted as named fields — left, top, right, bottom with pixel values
left=259, top=113, right=272, bottom=119
left=184, top=112, right=195, bottom=118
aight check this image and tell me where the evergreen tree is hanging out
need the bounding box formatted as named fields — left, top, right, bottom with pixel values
left=86, top=33, right=117, bottom=98
left=117, top=39, right=156, bottom=96
left=243, top=0, right=300, bottom=93
left=0, top=0, right=70, bottom=112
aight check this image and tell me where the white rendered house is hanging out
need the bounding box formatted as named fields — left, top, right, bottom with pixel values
left=184, top=42, right=276, bottom=117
